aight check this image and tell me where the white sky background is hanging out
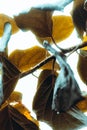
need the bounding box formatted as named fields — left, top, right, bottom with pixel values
left=0, top=1, right=87, bottom=130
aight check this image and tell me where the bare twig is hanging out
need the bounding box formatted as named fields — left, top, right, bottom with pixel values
left=20, top=55, right=56, bottom=78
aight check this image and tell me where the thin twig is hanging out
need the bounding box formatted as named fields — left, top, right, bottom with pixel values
left=20, top=55, right=56, bottom=78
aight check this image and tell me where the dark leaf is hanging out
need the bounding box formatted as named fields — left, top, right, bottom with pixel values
left=0, top=106, right=13, bottom=130
left=9, top=105, right=39, bottom=130
left=0, top=105, right=39, bottom=130
left=14, top=8, right=53, bottom=37
left=32, top=69, right=58, bottom=121
left=2, top=56, right=20, bottom=104
left=43, top=41, right=83, bottom=112
left=32, top=70, right=87, bottom=130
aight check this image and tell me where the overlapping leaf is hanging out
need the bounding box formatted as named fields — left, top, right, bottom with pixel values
left=0, top=91, right=39, bottom=130
left=8, top=46, right=59, bottom=72
left=14, top=8, right=74, bottom=44
left=14, top=8, right=53, bottom=37
left=0, top=105, right=39, bottom=130
left=32, top=70, right=87, bottom=130
left=0, top=14, right=19, bottom=36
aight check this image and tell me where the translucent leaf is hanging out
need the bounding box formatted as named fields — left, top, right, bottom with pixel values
left=8, top=91, right=22, bottom=103
left=0, top=14, right=19, bottom=36
left=8, top=46, right=59, bottom=72
left=52, top=15, right=74, bottom=43
left=76, top=96, right=87, bottom=112
left=14, top=8, right=53, bottom=37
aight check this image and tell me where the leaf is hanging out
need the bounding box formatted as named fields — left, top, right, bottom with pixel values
left=77, top=50, right=87, bottom=84
left=14, top=8, right=53, bottom=37
left=14, top=8, right=74, bottom=44
left=43, top=41, right=83, bottom=112
left=2, top=56, right=20, bottom=105
left=32, top=69, right=58, bottom=120
left=32, top=70, right=87, bottom=130
left=8, top=46, right=59, bottom=72
left=13, top=103, right=39, bottom=127
left=0, top=105, right=39, bottom=130
left=0, top=14, right=19, bottom=36
left=9, top=105, right=39, bottom=130
left=8, top=91, right=22, bottom=103
left=52, top=15, right=74, bottom=43
left=76, top=96, right=87, bottom=112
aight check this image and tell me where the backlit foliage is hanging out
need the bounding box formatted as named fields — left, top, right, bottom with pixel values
left=1, top=0, right=87, bottom=130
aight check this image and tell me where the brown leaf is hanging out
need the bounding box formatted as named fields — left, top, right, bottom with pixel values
left=8, top=46, right=59, bottom=72
left=14, top=8, right=53, bottom=37
left=32, top=69, right=58, bottom=120
left=12, top=103, right=39, bottom=127
left=32, top=70, right=87, bottom=130
left=0, top=105, right=39, bottom=130
left=77, top=50, right=87, bottom=84
left=0, top=14, right=19, bottom=36
left=9, top=105, right=39, bottom=130
left=2, top=57, right=20, bottom=105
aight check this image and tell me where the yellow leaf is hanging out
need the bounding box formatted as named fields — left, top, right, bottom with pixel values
left=76, top=97, right=87, bottom=112
left=8, top=91, right=22, bottom=103
left=13, top=103, right=39, bottom=126
left=9, top=46, right=59, bottom=72
left=52, top=15, right=74, bottom=43
left=82, top=35, right=87, bottom=50
left=0, top=14, right=19, bottom=36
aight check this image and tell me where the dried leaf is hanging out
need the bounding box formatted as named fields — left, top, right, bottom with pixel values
left=33, top=70, right=87, bottom=130
left=14, top=8, right=53, bottom=37
left=52, top=15, right=74, bottom=43
left=0, top=14, right=19, bottom=36
left=8, top=46, right=59, bottom=72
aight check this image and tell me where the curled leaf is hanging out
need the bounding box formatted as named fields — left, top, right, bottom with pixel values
left=43, top=41, right=83, bottom=112
left=8, top=46, right=59, bottom=72
left=0, top=14, right=19, bottom=36
left=33, top=70, right=87, bottom=130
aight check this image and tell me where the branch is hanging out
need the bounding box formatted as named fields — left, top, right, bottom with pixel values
left=20, top=55, right=55, bottom=78
left=0, top=22, right=12, bottom=52
left=34, top=0, right=73, bottom=11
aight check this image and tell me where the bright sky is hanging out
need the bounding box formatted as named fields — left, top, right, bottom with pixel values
left=0, top=1, right=87, bottom=130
